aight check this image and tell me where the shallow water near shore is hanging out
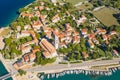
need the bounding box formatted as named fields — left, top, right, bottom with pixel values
left=43, top=70, right=120, bottom=80
left=0, top=61, right=12, bottom=80
left=0, top=0, right=34, bottom=27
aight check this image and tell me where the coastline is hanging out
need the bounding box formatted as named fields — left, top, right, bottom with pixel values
left=22, top=58, right=120, bottom=80
left=10, top=61, right=120, bottom=80
left=43, top=69, right=120, bottom=80
left=38, top=65, right=120, bottom=80
left=0, top=0, right=36, bottom=36
left=0, top=0, right=35, bottom=80
left=0, top=0, right=120, bottom=80
left=37, top=64, right=120, bottom=74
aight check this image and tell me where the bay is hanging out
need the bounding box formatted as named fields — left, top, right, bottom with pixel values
left=0, top=0, right=34, bottom=27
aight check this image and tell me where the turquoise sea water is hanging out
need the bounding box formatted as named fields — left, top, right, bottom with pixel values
left=0, top=0, right=34, bottom=27
left=0, top=61, right=12, bottom=80
left=43, top=70, right=120, bottom=80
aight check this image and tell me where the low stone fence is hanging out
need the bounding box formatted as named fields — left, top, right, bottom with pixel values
left=93, top=6, right=105, bottom=12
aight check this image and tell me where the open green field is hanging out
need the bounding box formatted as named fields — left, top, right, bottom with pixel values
left=77, top=2, right=93, bottom=10
left=93, top=7, right=119, bottom=27
left=65, top=0, right=85, bottom=5
left=57, top=0, right=86, bottom=5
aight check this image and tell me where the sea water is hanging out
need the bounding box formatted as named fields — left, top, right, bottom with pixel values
left=0, top=0, right=34, bottom=27
left=43, top=70, right=120, bottom=80
left=0, top=61, right=12, bottom=80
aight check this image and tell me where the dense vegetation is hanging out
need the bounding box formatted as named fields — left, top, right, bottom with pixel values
left=35, top=51, right=56, bottom=65
left=18, top=69, right=26, bottom=76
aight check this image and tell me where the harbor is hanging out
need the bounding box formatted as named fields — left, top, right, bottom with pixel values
left=38, top=66, right=120, bottom=80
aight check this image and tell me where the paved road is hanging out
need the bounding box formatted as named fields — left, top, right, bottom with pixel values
left=25, top=58, right=120, bottom=73
left=1, top=58, right=120, bottom=80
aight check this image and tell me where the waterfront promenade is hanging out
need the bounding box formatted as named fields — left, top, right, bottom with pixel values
left=25, top=58, right=120, bottom=74
left=0, top=58, right=120, bottom=80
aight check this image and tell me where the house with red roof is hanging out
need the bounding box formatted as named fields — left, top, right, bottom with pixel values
left=39, top=1, right=45, bottom=6
left=110, top=31, right=117, bottom=35
left=102, top=34, right=108, bottom=41
left=21, top=13, right=33, bottom=19
left=24, top=25, right=31, bottom=30
left=82, top=52, right=89, bottom=59
left=76, top=15, right=87, bottom=25
left=87, top=40, right=94, bottom=48
left=52, top=14, right=60, bottom=23
left=113, top=50, right=119, bottom=56
left=40, top=38, right=58, bottom=58
left=32, top=20, right=43, bottom=31
left=38, top=6, right=44, bottom=11
left=92, top=38, right=99, bottom=44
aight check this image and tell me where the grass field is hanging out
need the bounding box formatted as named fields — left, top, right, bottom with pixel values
left=43, top=0, right=86, bottom=5
left=65, top=0, right=85, bottom=5
left=57, top=0, right=85, bottom=5
left=93, top=7, right=119, bottom=27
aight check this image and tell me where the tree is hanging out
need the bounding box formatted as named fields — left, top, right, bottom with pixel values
left=113, top=0, right=120, bottom=9
left=20, top=38, right=26, bottom=44
left=41, top=10, right=48, bottom=15
left=115, top=25, right=120, bottom=34
left=92, top=52, right=99, bottom=59
left=40, top=32, right=46, bottom=38
left=26, top=36, right=32, bottom=41
left=19, top=8, right=26, bottom=13
left=10, top=22, right=18, bottom=30
left=47, top=58, right=56, bottom=63
left=11, top=48, right=21, bottom=56
left=4, top=49, right=10, bottom=59
left=74, top=44, right=81, bottom=51
left=58, top=47, right=68, bottom=54
left=97, top=48, right=105, bottom=57
left=76, top=53, right=81, bottom=60
left=71, top=52, right=75, bottom=60
left=105, top=51, right=112, bottom=57
left=67, top=52, right=75, bottom=61
left=33, top=46, right=40, bottom=50
left=31, top=16, right=38, bottom=22
left=35, top=32, right=41, bottom=39
left=36, top=51, right=42, bottom=64
left=4, top=38, right=12, bottom=46
left=18, top=69, right=26, bottom=76
left=24, top=17, right=31, bottom=25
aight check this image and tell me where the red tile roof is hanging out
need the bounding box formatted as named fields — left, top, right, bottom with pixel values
left=40, top=38, right=57, bottom=58
left=81, top=29, right=88, bottom=34
left=38, top=6, right=44, bottom=10
left=21, top=13, right=33, bottom=18
left=82, top=52, right=89, bottom=58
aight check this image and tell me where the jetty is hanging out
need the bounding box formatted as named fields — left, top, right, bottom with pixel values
left=0, top=71, right=18, bottom=80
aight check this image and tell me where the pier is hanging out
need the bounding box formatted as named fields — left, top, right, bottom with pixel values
left=0, top=71, right=18, bottom=80
left=40, top=66, right=120, bottom=79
